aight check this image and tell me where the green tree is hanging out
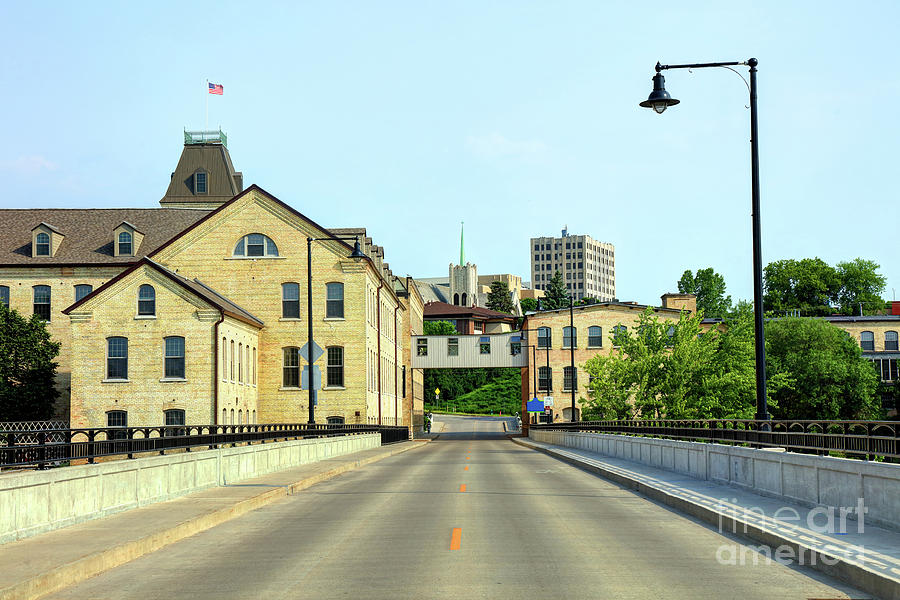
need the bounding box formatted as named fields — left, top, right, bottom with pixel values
left=835, top=258, right=886, bottom=316
left=0, top=303, right=61, bottom=421
left=765, top=317, right=881, bottom=419
left=677, top=267, right=732, bottom=318
left=542, top=271, right=570, bottom=310
left=486, top=281, right=515, bottom=314
left=763, top=257, right=840, bottom=316
left=423, top=320, right=457, bottom=335
left=519, top=297, right=539, bottom=313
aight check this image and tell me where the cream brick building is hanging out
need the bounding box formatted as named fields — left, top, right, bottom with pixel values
left=0, top=133, right=424, bottom=431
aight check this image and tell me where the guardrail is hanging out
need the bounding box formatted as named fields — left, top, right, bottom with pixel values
left=531, top=419, right=900, bottom=461
left=0, top=423, right=410, bottom=469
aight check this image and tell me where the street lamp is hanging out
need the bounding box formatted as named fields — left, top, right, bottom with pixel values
left=640, top=58, right=768, bottom=423
left=306, top=235, right=367, bottom=424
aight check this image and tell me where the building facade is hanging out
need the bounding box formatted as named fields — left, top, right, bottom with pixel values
left=530, top=227, right=615, bottom=301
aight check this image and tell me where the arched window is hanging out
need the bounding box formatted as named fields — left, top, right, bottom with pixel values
left=885, top=331, right=898, bottom=351
left=252, top=410, right=256, bottom=424
left=537, top=326, right=551, bottom=348
left=118, top=231, right=132, bottom=255
left=283, top=347, right=300, bottom=388
left=860, top=331, right=875, bottom=351
left=33, top=285, right=51, bottom=320
left=107, top=410, right=128, bottom=439
left=563, top=326, right=577, bottom=348
left=230, top=408, right=235, bottom=425
left=461, top=293, right=467, bottom=306
left=230, top=340, right=235, bottom=380
left=137, top=284, right=155, bottom=316
left=222, top=408, right=227, bottom=424
left=238, top=409, right=243, bottom=425
left=326, top=283, right=344, bottom=318
left=563, top=366, right=577, bottom=391
left=538, top=366, right=552, bottom=392
left=282, top=283, right=300, bottom=318
left=74, top=284, right=93, bottom=302
left=0, top=285, right=8, bottom=308
left=222, top=337, right=227, bottom=381
left=233, top=233, right=278, bottom=257
left=107, top=336, right=128, bottom=380
left=238, top=343, right=243, bottom=383
left=588, top=326, right=602, bottom=347
left=453, top=293, right=459, bottom=305
left=35, top=232, right=50, bottom=256
left=327, top=416, right=345, bottom=425
left=164, top=336, right=185, bottom=379
left=164, top=409, right=185, bottom=426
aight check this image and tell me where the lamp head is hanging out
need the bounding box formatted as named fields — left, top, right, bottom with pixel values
left=349, top=238, right=367, bottom=260
left=640, top=72, right=680, bottom=114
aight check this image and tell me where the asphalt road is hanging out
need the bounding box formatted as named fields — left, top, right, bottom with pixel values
left=47, top=415, right=868, bottom=599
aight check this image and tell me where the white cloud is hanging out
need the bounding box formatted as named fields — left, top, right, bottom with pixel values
left=0, top=155, right=57, bottom=176
left=466, top=132, right=548, bottom=160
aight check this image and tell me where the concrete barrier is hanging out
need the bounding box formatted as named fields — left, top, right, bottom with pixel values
left=530, top=429, right=900, bottom=531
left=0, top=433, right=380, bottom=544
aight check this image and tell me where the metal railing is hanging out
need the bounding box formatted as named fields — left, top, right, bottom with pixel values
left=531, top=419, right=900, bottom=460
left=0, top=423, right=409, bottom=469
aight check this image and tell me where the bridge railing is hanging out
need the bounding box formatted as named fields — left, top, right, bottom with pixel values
left=531, top=419, right=900, bottom=461
left=0, top=423, right=410, bottom=469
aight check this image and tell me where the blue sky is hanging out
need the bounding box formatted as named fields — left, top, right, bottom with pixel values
left=2, top=1, right=897, bottom=306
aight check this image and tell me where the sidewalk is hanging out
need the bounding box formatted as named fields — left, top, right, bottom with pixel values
left=0, top=440, right=427, bottom=600
left=514, top=437, right=900, bottom=600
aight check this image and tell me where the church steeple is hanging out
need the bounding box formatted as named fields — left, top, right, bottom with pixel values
left=460, top=221, right=465, bottom=265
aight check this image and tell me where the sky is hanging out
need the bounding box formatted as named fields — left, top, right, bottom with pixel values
left=2, top=1, right=898, bottom=306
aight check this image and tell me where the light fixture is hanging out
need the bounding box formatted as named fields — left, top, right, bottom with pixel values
left=639, top=72, right=680, bottom=114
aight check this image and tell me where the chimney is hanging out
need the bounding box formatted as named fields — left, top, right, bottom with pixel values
left=892, top=301, right=900, bottom=316
left=660, top=293, right=697, bottom=314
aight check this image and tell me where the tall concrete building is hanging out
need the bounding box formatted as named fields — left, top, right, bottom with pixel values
left=530, top=227, right=615, bottom=301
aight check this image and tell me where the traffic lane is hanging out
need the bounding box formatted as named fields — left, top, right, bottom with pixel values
left=45, top=436, right=867, bottom=600
left=434, top=413, right=514, bottom=440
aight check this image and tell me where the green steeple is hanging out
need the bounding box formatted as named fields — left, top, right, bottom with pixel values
left=459, top=221, right=465, bottom=265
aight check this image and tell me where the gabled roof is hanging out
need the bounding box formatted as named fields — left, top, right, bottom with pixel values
left=31, top=221, right=63, bottom=234
left=63, top=257, right=264, bottom=328
left=0, top=208, right=210, bottom=266
left=424, top=301, right=516, bottom=322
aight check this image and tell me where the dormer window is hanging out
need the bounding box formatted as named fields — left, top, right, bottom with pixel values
left=194, top=170, right=208, bottom=194
left=118, top=231, right=133, bottom=255
left=35, top=233, right=50, bottom=256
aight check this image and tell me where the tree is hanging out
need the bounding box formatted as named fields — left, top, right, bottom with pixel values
left=576, top=296, right=600, bottom=306
left=486, top=281, right=515, bottom=314
left=763, top=257, right=840, bottom=316
left=424, top=320, right=457, bottom=335
left=677, top=268, right=732, bottom=318
left=520, top=297, right=539, bottom=313
left=0, top=303, right=60, bottom=421
left=765, top=317, right=881, bottom=419
left=542, top=271, right=570, bottom=310
left=835, top=258, right=886, bottom=316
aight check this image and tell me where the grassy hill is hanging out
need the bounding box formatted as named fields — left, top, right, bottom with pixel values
left=425, top=370, right=520, bottom=415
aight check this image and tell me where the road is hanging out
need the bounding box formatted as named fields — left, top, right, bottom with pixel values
left=47, top=415, right=867, bottom=599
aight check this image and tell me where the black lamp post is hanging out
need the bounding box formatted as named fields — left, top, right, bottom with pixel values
left=306, top=235, right=367, bottom=424
left=640, top=58, right=768, bottom=423
left=569, top=295, right=577, bottom=422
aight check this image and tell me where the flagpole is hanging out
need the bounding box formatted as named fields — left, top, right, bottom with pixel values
left=205, top=78, right=209, bottom=131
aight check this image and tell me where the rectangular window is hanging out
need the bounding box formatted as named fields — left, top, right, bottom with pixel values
left=417, top=338, right=428, bottom=356
left=107, top=410, right=127, bottom=428
left=563, top=326, right=576, bottom=349
left=564, top=366, right=577, bottom=391
left=195, top=172, right=207, bottom=194
left=164, top=409, right=186, bottom=426
left=282, top=283, right=300, bottom=318
left=479, top=336, right=491, bottom=354
left=538, top=366, right=552, bottom=392
left=327, top=346, right=344, bottom=387
left=0, top=285, right=9, bottom=308
left=247, top=233, right=265, bottom=257
left=588, top=327, right=602, bottom=347
left=107, top=337, right=128, bottom=379
left=164, top=336, right=185, bottom=379
left=33, top=285, right=51, bottom=320
left=238, top=343, right=243, bottom=383
left=537, top=327, right=551, bottom=348
left=326, top=283, right=344, bottom=318
left=510, top=336, right=522, bottom=356
left=283, top=348, right=300, bottom=387
left=252, top=347, right=257, bottom=385
left=447, top=338, right=459, bottom=356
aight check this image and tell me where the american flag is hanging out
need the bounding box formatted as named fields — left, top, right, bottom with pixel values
left=208, top=82, right=223, bottom=95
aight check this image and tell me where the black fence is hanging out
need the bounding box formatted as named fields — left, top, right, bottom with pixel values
left=0, top=423, right=410, bottom=469
left=531, top=419, right=900, bottom=461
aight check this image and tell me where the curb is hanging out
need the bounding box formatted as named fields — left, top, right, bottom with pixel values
left=2, top=441, right=427, bottom=600
left=512, top=437, right=900, bottom=600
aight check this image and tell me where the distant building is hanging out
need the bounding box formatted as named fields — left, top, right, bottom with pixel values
left=423, top=302, right=517, bottom=335
left=530, top=227, right=615, bottom=302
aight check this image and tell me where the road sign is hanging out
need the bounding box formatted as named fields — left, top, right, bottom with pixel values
left=545, top=406, right=552, bottom=413
left=435, top=388, right=440, bottom=396
left=544, top=396, right=554, bottom=407
left=301, top=365, right=322, bottom=390
left=526, top=397, right=544, bottom=412
left=299, top=341, right=324, bottom=363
